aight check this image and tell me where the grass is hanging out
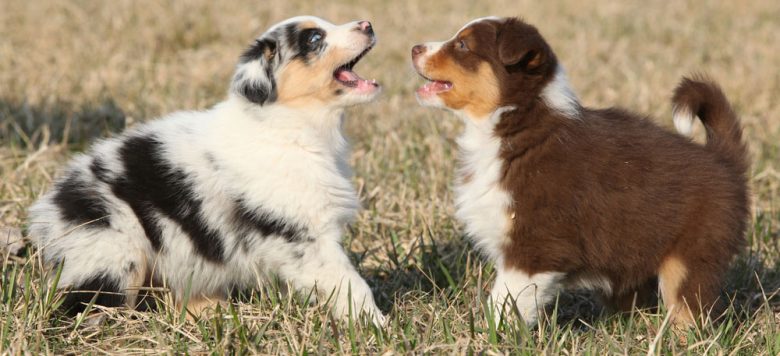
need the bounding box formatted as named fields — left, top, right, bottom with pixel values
left=2, top=0, right=779, bottom=354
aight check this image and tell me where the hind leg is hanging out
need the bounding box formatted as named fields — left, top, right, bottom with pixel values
left=658, top=255, right=724, bottom=327
left=42, top=228, right=150, bottom=315
left=604, top=277, right=658, bottom=313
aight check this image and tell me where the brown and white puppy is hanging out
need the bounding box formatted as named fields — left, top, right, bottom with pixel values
left=411, top=17, right=749, bottom=327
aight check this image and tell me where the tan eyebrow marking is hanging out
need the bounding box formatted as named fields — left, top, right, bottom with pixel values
left=298, top=21, right=318, bottom=30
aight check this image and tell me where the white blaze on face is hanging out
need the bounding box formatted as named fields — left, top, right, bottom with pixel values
left=413, top=41, right=449, bottom=107
left=455, top=16, right=502, bottom=35
left=412, top=17, right=502, bottom=112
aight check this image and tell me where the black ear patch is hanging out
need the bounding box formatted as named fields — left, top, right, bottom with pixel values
left=238, top=77, right=277, bottom=105
left=240, top=38, right=277, bottom=63
left=232, top=37, right=279, bottom=105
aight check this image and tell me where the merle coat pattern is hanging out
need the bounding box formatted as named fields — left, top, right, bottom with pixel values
left=28, top=16, right=384, bottom=324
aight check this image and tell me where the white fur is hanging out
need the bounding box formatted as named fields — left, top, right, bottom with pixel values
left=268, top=16, right=371, bottom=56
left=541, top=66, right=581, bottom=119
left=673, top=108, right=695, bottom=136
left=452, top=107, right=566, bottom=327
left=456, top=16, right=502, bottom=35
left=566, top=273, right=613, bottom=296
left=490, top=268, right=564, bottom=326
left=27, top=16, right=383, bottom=325
left=453, top=107, right=515, bottom=263
left=232, top=16, right=379, bottom=109
left=414, top=17, right=588, bottom=328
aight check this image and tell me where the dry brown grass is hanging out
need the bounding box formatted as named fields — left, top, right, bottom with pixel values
left=2, top=0, right=779, bottom=354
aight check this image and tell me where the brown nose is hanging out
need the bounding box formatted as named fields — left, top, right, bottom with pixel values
left=412, top=44, right=426, bottom=58
left=357, top=21, right=373, bottom=36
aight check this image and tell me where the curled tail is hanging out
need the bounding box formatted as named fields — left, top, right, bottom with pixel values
left=672, top=75, right=748, bottom=172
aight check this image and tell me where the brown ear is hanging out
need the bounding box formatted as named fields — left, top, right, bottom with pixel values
left=497, top=18, right=547, bottom=72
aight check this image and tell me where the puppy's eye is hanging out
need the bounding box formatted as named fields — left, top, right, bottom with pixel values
left=308, top=32, right=323, bottom=44
left=457, top=40, right=468, bottom=51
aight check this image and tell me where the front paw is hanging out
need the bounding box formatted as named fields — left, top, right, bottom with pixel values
left=369, top=309, right=387, bottom=327
left=492, top=299, right=539, bottom=328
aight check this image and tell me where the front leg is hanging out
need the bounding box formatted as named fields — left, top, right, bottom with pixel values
left=490, top=267, right=563, bottom=327
left=278, top=240, right=384, bottom=326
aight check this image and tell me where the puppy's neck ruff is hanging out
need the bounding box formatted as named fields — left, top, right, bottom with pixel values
left=224, top=95, right=348, bottom=145
left=541, top=66, right=581, bottom=120
left=454, top=107, right=515, bottom=264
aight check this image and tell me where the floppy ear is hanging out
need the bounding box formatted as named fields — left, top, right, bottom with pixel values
left=231, top=38, right=279, bottom=105
left=497, top=18, right=547, bottom=73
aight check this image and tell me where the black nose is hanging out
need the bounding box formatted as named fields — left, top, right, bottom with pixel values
left=358, top=21, right=373, bottom=36
left=411, top=44, right=425, bottom=57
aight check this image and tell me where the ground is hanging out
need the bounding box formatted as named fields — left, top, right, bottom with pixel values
left=1, top=0, right=779, bottom=354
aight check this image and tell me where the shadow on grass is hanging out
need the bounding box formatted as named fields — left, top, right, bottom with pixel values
left=356, top=233, right=473, bottom=314
left=0, top=97, right=126, bottom=147
left=356, top=211, right=780, bottom=327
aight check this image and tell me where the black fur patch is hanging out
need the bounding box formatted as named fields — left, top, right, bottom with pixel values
left=90, top=157, right=111, bottom=181
left=232, top=198, right=309, bottom=244
left=52, top=169, right=110, bottom=228
left=60, top=272, right=124, bottom=316
left=235, top=37, right=278, bottom=105
left=92, top=153, right=163, bottom=251
left=290, top=25, right=326, bottom=61
left=125, top=262, right=136, bottom=274
left=240, top=80, right=276, bottom=105
left=284, top=23, right=300, bottom=51
left=240, top=38, right=277, bottom=64
left=111, top=135, right=225, bottom=262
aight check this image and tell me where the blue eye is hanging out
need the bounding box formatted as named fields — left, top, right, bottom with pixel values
left=309, top=32, right=322, bottom=44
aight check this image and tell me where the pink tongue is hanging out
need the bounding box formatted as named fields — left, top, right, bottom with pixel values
left=419, top=80, right=452, bottom=94
left=337, top=69, right=360, bottom=82
left=335, top=68, right=378, bottom=92
left=355, top=79, right=377, bottom=92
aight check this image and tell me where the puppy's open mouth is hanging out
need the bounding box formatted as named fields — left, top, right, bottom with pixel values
left=333, top=45, right=379, bottom=91
left=417, top=73, right=452, bottom=96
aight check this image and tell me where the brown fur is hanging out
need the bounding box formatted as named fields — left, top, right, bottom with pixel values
left=420, top=17, right=749, bottom=326
left=418, top=22, right=503, bottom=118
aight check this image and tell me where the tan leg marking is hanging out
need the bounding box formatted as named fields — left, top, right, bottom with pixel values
left=123, top=255, right=148, bottom=308
left=658, top=256, right=695, bottom=326
left=179, top=296, right=228, bottom=321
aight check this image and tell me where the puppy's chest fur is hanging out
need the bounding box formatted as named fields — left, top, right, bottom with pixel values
left=203, top=110, right=360, bottom=239
left=454, top=120, right=513, bottom=263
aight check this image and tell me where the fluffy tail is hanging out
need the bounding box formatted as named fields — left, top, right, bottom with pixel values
left=672, top=75, right=748, bottom=172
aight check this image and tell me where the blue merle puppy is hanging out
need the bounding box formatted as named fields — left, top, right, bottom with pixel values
left=27, top=16, right=384, bottom=324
